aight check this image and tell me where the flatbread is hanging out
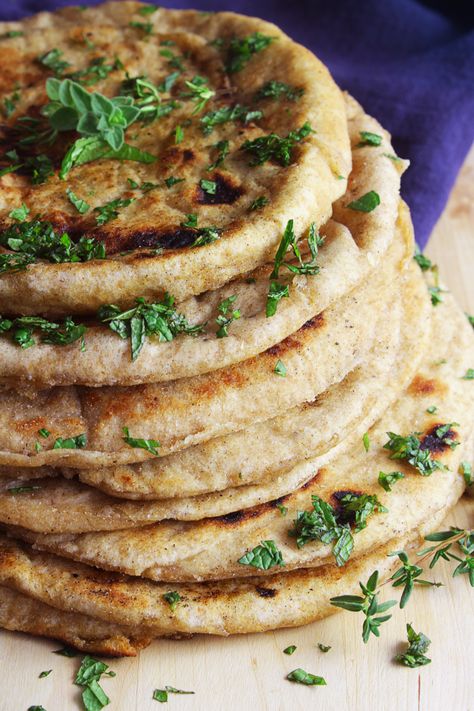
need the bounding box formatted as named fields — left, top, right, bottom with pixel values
left=0, top=585, right=152, bottom=656
left=0, top=98, right=405, bottom=388
left=0, top=229, right=409, bottom=469
left=0, top=4, right=351, bottom=315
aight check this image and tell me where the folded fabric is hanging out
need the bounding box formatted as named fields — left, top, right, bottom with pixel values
left=1, top=0, right=473, bottom=248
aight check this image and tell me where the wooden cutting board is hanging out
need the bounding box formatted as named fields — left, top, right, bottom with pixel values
left=1, top=147, right=473, bottom=711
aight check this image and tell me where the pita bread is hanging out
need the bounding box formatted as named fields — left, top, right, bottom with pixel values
left=0, top=4, right=351, bottom=315
left=0, top=98, right=404, bottom=388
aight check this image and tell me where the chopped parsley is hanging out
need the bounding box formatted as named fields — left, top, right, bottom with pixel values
left=175, top=125, right=184, bottom=144
left=224, top=32, right=275, bottom=74
left=139, top=4, right=158, bottom=14
left=256, top=81, right=304, bottom=102
left=283, top=645, right=297, bottom=655
left=7, top=485, right=41, bottom=494
left=286, top=669, right=326, bottom=686
left=395, top=624, right=431, bottom=667
left=75, top=655, right=115, bottom=711
left=347, top=190, right=380, bottom=212
left=182, top=75, right=215, bottom=113
left=98, top=294, right=204, bottom=361
left=429, top=285, right=444, bottom=306
left=238, top=540, right=285, bottom=570
left=153, top=687, right=194, bottom=703
left=207, top=139, right=229, bottom=170
left=362, top=432, right=370, bottom=452
left=462, top=368, right=474, bottom=380
left=460, top=461, right=473, bottom=486
left=467, top=313, right=474, bottom=327
left=357, top=131, right=382, bottom=147
left=94, top=197, right=135, bottom=226
left=413, top=249, right=432, bottom=271
left=122, top=427, right=160, bottom=456
left=9, top=203, right=30, bottom=222
left=383, top=427, right=458, bottom=475
left=3, top=88, right=21, bottom=118
left=164, top=176, right=185, bottom=188
left=266, top=220, right=323, bottom=317
left=163, top=591, right=181, bottom=611
left=200, top=104, right=263, bottom=135
left=289, top=495, right=354, bottom=567
left=38, top=428, right=50, bottom=438
left=200, top=178, right=217, bottom=195
left=0, top=315, right=86, bottom=349
left=215, top=295, right=240, bottom=338
left=241, top=123, right=314, bottom=166
left=129, top=20, right=154, bottom=35
left=426, top=405, right=438, bottom=414
left=160, top=48, right=185, bottom=71
left=337, top=493, right=387, bottom=532
left=53, top=433, right=87, bottom=449
left=0, top=218, right=105, bottom=272
left=39, top=670, right=52, bottom=678
left=37, top=48, right=71, bottom=77
left=67, top=56, right=124, bottom=87
left=276, top=503, right=288, bottom=516
left=121, top=75, right=179, bottom=122
left=249, top=196, right=269, bottom=211
left=274, top=359, right=287, bottom=377
left=66, top=188, right=90, bottom=214
left=378, top=470, right=405, bottom=492
left=317, top=643, right=331, bottom=653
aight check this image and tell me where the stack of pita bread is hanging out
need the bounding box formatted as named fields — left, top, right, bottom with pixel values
left=0, top=2, right=472, bottom=656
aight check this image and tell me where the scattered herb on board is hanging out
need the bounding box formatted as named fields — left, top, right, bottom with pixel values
left=238, top=540, right=285, bottom=570
left=347, top=190, right=380, bottom=212
left=75, top=655, right=116, bottom=711
left=330, top=570, right=397, bottom=642
left=39, top=670, right=52, bottom=678
left=122, top=427, right=160, bottom=456
left=388, top=550, right=442, bottom=608
left=153, top=686, right=195, bottom=703
left=317, top=643, right=331, bottom=653
left=395, top=624, right=431, bottom=667
left=283, top=645, right=297, bottom=655
left=98, top=294, right=204, bottom=361
left=215, top=295, right=240, bottom=338
left=242, top=123, right=314, bottom=166
left=286, top=669, right=327, bottom=686
left=462, top=368, right=474, bottom=380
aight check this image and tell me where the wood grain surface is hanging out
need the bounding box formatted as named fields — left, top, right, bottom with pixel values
left=0, top=147, right=473, bottom=711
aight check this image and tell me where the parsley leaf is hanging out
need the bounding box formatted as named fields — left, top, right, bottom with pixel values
left=378, top=470, right=405, bottom=492
left=53, top=433, right=87, bottom=449
left=39, top=670, right=52, bottom=678
left=395, top=624, right=431, bottom=668
left=347, top=191, right=380, bottom=212
left=122, top=427, right=160, bottom=456
left=241, top=123, right=314, bottom=166
left=163, top=591, right=181, bottom=611
left=98, top=294, right=204, bottom=360
left=200, top=104, right=263, bottom=135
left=238, top=540, right=285, bottom=570
left=357, top=131, right=382, bottom=147
left=38, top=48, right=71, bottom=76
left=182, top=75, right=215, bottom=114
left=0, top=314, right=86, bottom=349
left=0, top=218, right=105, bottom=270
left=224, top=33, right=275, bottom=74
left=256, top=81, right=304, bottom=102
left=383, top=428, right=457, bottom=475
left=249, top=196, right=269, bottom=211
left=94, top=197, right=135, bottom=225
left=207, top=139, right=229, bottom=170
left=289, top=495, right=354, bottom=567
left=66, top=188, right=90, bottom=214
left=215, top=295, right=240, bottom=338
left=286, top=669, right=326, bottom=686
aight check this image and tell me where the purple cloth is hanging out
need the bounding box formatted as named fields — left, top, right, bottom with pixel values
left=2, top=1, right=473, bottom=247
